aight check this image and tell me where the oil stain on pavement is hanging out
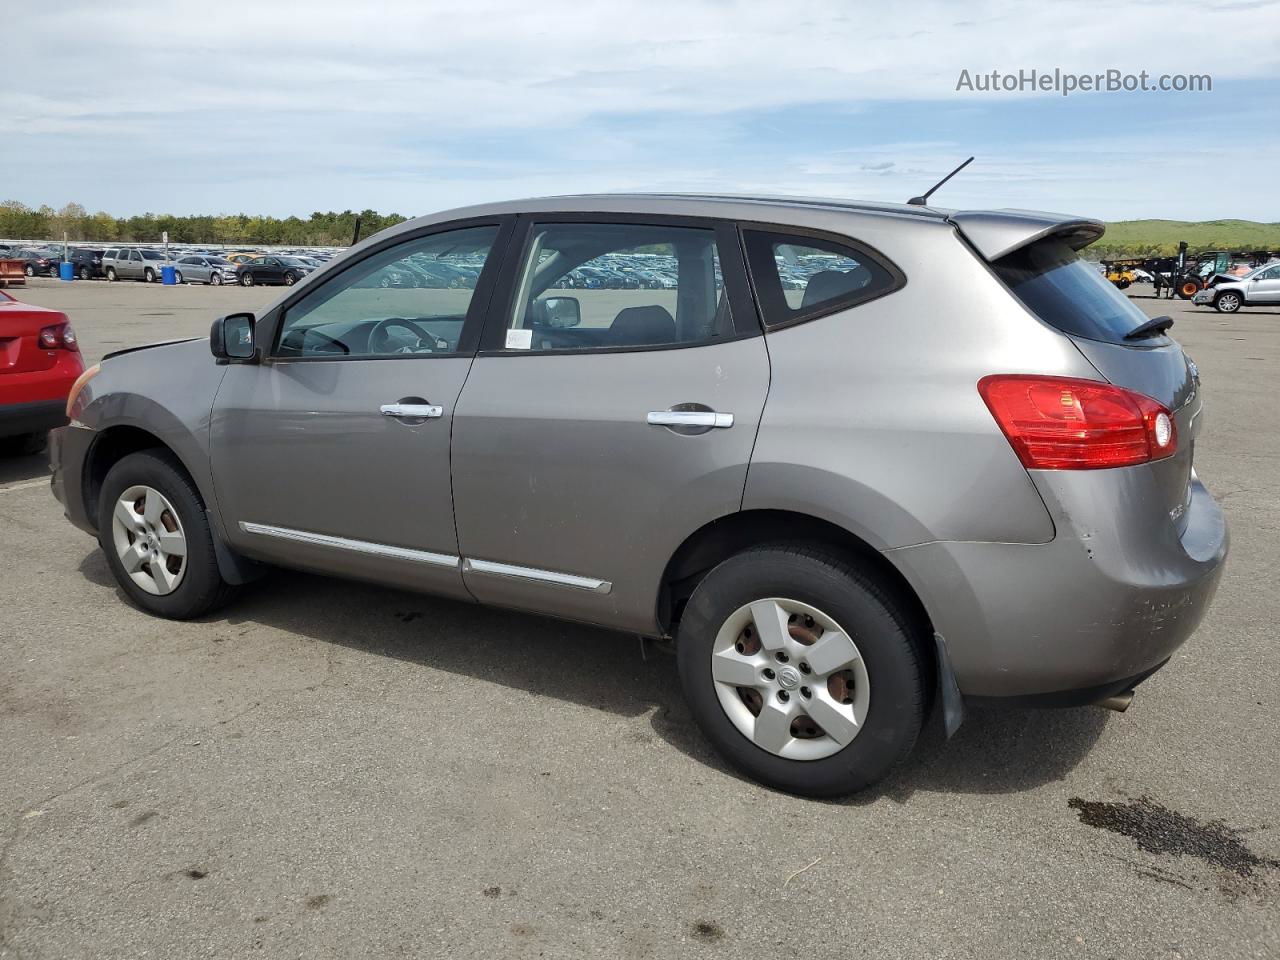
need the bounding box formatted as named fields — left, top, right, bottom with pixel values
left=1069, top=795, right=1279, bottom=895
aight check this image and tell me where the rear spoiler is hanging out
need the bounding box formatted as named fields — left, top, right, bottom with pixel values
left=947, top=209, right=1105, bottom=262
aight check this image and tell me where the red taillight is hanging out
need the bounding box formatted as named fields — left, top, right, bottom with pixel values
left=38, top=323, right=79, bottom=351
left=978, top=375, right=1176, bottom=470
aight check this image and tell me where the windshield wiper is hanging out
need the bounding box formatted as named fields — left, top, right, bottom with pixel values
left=1124, top=315, right=1174, bottom=340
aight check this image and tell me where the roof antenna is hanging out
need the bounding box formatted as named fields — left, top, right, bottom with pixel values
left=907, top=156, right=974, bottom=206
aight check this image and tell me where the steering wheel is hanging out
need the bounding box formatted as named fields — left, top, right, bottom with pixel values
left=367, top=317, right=442, bottom=355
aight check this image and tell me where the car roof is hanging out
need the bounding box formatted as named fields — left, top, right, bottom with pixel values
left=375, top=193, right=1103, bottom=261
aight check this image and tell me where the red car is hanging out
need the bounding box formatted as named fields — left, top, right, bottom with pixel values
left=0, top=291, right=86, bottom=453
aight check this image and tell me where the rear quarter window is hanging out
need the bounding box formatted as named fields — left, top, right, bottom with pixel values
left=992, top=239, right=1155, bottom=344
left=743, top=229, right=903, bottom=328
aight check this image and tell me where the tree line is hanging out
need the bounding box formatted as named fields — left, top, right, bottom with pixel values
left=0, top=201, right=410, bottom=247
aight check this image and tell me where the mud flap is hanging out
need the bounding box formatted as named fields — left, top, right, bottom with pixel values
left=934, top=632, right=964, bottom=738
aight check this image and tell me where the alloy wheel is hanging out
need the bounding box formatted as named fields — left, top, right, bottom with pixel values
left=711, top=597, right=870, bottom=761
left=1217, top=293, right=1240, bottom=313
left=110, top=485, right=188, bottom=596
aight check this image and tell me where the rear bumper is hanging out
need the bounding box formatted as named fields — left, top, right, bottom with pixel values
left=888, top=470, right=1228, bottom=699
left=0, top=398, right=68, bottom=438
left=49, top=423, right=97, bottom=535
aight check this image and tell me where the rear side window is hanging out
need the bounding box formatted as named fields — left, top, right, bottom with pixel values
left=993, top=239, right=1155, bottom=344
left=744, top=230, right=901, bottom=328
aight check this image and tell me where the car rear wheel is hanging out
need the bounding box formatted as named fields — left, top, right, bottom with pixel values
left=241, top=273, right=253, bottom=287
left=1215, top=291, right=1242, bottom=313
left=97, top=450, right=238, bottom=619
left=0, top=431, right=48, bottom=456
left=676, top=545, right=926, bottom=797
left=77, top=266, right=91, bottom=281
left=106, top=267, right=117, bottom=282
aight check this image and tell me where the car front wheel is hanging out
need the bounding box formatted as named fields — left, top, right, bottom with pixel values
left=241, top=273, right=253, bottom=287
left=25, top=265, right=35, bottom=277
left=97, top=450, right=238, bottom=619
left=1215, top=291, right=1242, bottom=313
left=211, top=273, right=223, bottom=286
left=144, top=268, right=156, bottom=283
left=676, top=545, right=926, bottom=797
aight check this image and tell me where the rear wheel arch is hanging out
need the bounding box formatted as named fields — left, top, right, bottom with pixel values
left=657, top=509, right=934, bottom=645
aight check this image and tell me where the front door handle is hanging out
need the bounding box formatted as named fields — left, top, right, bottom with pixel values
left=646, top=410, right=734, bottom=429
left=381, top=403, right=443, bottom=419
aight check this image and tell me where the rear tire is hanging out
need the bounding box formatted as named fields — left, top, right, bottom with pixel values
left=676, top=545, right=927, bottom=797
left=77, top=266, right=91, bottom=281
left=106, top=267, right=117, bottom=282
left=0, top=431, right=48, bottom=456
left=97, top=449, right=238, bottom=619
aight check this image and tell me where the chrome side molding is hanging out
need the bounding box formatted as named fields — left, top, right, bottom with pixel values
left=237, top=522, right=611, bottom=593
left=463, top=558, right=612, bottom=594
left=238, top=522, right=459, bottom=569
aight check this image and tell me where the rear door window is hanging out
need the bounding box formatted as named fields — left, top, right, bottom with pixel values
left=992, top=239, right=1158, bottom=344
left=743, top=230, right=902, bottom=328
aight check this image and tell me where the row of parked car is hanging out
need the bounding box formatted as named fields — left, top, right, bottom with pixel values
left=0, top=244, right=339, bottom=287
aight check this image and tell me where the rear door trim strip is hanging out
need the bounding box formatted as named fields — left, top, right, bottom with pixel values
left=462, top=558, right=612, bottom=594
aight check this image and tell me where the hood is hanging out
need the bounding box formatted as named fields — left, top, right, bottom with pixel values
left=102, top=337, right=201, bottom=361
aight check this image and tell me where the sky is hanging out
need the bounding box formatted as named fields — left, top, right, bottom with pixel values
left=5, top=0, right=1279, bottom=222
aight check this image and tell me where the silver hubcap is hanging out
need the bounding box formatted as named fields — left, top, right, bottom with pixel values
left=111, top=485, right=188, bottom=595
left=1220, top=295, right=1238, bottom=310
left=711, top=598, right=870, bottom=761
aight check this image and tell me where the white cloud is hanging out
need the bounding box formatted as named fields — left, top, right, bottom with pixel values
left=5, top=0, right=1279, bottom=217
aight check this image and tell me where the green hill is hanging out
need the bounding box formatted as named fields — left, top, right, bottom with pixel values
left=1093, top=220, right=1280, bottom=258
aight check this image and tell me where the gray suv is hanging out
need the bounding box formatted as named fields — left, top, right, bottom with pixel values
left=102, top=247, right=171, bottom=283
left=50, top=195, right=1228, bottom=796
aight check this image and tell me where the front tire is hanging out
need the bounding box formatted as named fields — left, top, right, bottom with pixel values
left=1215, top=291, right=1242, bottom=313
left=174, top=271, right=184, bottom=284
left=676, top=545, right=926, bottom=797
left=284, top=271, right=297, bottom=286
left=211, top=272, right=224, bottom=286
left=144, top=268, right=156, bottom=283
left=97, top=450, right=238, bottom=619
left=240, top=272, right=253, bottom=287
left=25, top=265, right=35, bottom=277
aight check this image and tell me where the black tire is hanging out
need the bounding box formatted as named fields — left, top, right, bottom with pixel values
left=25, top=264, right=35, bottom=277
left=676, top=545, right=927, bottom=797
left=106, top=267, right=118, bottom=282
left=1177, top=278, right=1199, bottom=300
left=1214, top=291, right=1242, bottom=313
left=97, top=449, right=238, bottom=619
left=77, top=266, right=91, bottom=281
left=143, top=268, right=156, bottom=283
left=284, top=271, right=297, bottom=286
left=211, top=272, right=223, bottom=286
left=241, top=272, right=253, bottom=287
left=1116, top=277, right=1130, bottom=290
left=0, top=431, right=48, bottom=456
left=174, top=271, right=184, bottom=284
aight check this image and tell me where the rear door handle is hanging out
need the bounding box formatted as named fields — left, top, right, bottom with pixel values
left=381, top=403, right=443, bottom=419
left=646, top=410, right=734, bottom=429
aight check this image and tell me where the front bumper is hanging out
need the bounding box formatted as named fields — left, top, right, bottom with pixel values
left=48, top=423, right=97, bottom=535
left=0, top=399, right=68, bottom=439
left=1192, top=289, right=1215, bottom=304
left=888, top=471, right=1228, bottom=700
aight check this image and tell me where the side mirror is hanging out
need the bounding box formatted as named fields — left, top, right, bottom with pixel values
left=211, top=313, right=257, bottom=362
left=542, top=296, right=581, bottom=329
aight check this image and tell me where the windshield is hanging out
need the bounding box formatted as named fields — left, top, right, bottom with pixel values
left=993, top=239, right=1156, bottom=344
